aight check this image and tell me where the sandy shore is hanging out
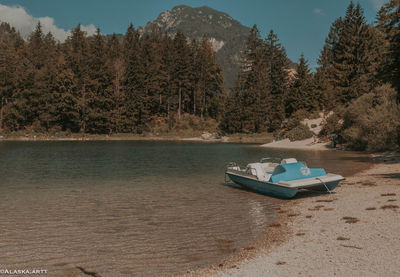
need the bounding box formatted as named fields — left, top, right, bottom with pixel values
left=187, top=153, right=400, bottom=277
left=261, top=137, right=331, bottom=150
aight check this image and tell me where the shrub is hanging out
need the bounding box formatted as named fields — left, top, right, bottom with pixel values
left=320, top=110, right=344, bottom=137
left=146, top=113, right=219, bottom=136
left=283, top=124, right=314, bottom=141
left=339, top=84, right=400, bottom=151
left=286, top=109, right=309, bottom=130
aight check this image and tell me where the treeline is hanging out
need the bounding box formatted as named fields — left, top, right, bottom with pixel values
left=221, top=1, right=400, bottom=151
left=1, top=1, right=400, bottom=150
left=0, top=23, right=224, bottom=134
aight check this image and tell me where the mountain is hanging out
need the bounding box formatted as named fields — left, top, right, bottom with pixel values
left=140, top=5, right=251, bottom=89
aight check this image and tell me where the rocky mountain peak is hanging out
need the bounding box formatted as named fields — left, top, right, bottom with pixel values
left=141, top=5, right=251, bottom=88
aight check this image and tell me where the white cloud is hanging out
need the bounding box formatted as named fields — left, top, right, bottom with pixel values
left=313, top=8, right=325, bottom=16
left=0, top=4, right=97, bottom=42
left=370, top=0, right=387, bottom=10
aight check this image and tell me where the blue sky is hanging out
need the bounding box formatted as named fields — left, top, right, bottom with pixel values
left=0, top=0, right=388, bottom=68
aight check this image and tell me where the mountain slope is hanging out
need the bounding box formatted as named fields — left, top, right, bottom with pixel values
left=140, top=5, right=251, bottom=89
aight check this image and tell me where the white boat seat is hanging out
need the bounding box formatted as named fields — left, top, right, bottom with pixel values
left=281, top=158, right=298, bottom=164
left=261, top=162, right=278, bottom=173
left=247, top=163, right=271, bottom=182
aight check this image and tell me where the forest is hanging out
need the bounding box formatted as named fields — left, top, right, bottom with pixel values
left=0, top=1, right=399, bottom=151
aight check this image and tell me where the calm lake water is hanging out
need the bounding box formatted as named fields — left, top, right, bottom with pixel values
left=0, top=141, right=372, bottom=276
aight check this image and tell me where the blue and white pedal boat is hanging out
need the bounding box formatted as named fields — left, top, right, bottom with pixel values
left=225, top=158, right=344, bottom=198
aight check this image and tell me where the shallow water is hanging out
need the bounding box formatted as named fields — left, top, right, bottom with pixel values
left=0, top=141, right=372, bottom=276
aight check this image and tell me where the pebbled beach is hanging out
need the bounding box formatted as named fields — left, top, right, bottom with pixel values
left=187, top=153, right=400, bottom=277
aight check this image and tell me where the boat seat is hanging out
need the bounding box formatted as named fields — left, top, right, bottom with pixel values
left=247, top=163, right=272, bottom=182
left=281, top=158, right=298, bottom=164
left=261, top=162, right=278, bottom=173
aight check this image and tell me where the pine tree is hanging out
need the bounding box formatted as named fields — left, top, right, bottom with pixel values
left=53, top=54, right=80, bottom=132
left=263, top=30, right=290, bottom=131
left=376, top=0, right=400, bottom=99
left=222, top=26, right=289, bottom=133
left=123, top=24, right=147, bottom=133
left=141, top=26, right=167, bottom=117
left=171, top=32, right=191, bottom=120
left=160, top=32, right=175, bottom=119
left=286, top=54, right=317, bottom=115
left=64, top=25, right=90, bottom=134
left=331, top=2, right=380, bottom=103
left=194, top=37, right=224, bottom=120
left=315, top=18, right=344, bottom=108
left=233, top=25, right=266, bottom=133
left=85, top=28, right=114, bottom=134
left=0, top=23, right=24, bottom=131
left=107, top=34, right=127, bottom=133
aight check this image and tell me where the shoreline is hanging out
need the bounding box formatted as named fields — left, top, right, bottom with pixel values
left=0, top=133, right=274, bottom=144
left=261, top=137, right=332, bottom=150
left=185, top=152, right=400, bottom=277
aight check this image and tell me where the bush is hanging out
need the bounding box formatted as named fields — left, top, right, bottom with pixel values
left=283, top=124, right=314, bottom=141
left=340, top=84, right=400, bottom=151
left=146, top=113, right=219, bottom=136
left=320, top=110, right=344, bottom=137
left=286, top=109, right=309, bottom=131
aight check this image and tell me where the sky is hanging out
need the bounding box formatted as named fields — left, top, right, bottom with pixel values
left=0, top=0, right=389, bottom=69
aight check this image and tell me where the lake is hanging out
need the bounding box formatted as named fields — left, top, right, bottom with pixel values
left=0, top=141, right=372, bottom=276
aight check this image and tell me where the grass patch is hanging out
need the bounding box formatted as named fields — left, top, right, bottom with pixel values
left=381, top=193, right=396, bottom=196
left=269, top=223, right=281, bottom=228
left=361, top=182, right=377, bottom=187
left=308, top=205, right=324, bottom=211
left=381, top=205, right=399, bottom=210
left=287, top=213, right=300, bottom=217
left=342, top=216, right=359, bottom=223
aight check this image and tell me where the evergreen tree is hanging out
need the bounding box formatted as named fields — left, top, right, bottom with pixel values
left=222, top=26, right=289, bottom=133
left=315, top=18, right=344, bottom=108
left=286, top=54, right=317, bottom=115
left=263, top=30, right=290, bottom=130
left=64, top=25, right=90, bottom=134
left=141, top=26, right=167, bottom=117
left=331, top=2, right=381, bottom=103
left=123, top=24, right=147, bottom=133
left=171, top=32, right=191, bottom=120
left=86, top=28, right=114, bottom=133
left=194, top=37, right=224, bottom=120
left=377, top=0, right=400, bottom=99
left=53, top=54, right=80, bottom=132
left=107, top=34, right=127, bottom=133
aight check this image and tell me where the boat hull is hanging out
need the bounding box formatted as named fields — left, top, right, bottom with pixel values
left=227, top=173, right=298, bottom=199
left=226, top=172, right=341, bottom=199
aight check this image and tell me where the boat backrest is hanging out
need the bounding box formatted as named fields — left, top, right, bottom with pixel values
left=280, top=158, right=298, bottom=164
left=270, top=162, right=326, bottom=183
left=260, top=162, right=278, bottom=173
left=247, top=163, right=271, bottom=182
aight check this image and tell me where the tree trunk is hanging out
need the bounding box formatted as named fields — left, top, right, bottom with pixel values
left=178, top=87, right=181, bottom=121
left=193, top=90, right=196, bottom=115
left=81, top=85, right=86, bottom=136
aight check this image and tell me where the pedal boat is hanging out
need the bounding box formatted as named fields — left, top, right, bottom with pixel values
left=225, top=158, right=344, bottom=198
